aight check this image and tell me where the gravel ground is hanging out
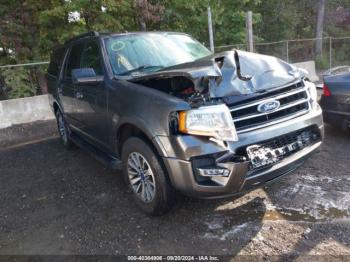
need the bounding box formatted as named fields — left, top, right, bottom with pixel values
left=0, top=120, right=349, bottom=258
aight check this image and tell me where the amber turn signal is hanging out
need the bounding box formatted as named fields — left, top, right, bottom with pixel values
left=178, top=111, right=187, bottom=133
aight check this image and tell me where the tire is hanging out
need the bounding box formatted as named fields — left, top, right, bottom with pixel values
left=55, top=109, right=73, bottom=149
left=121, top=136, right=176, bottom=215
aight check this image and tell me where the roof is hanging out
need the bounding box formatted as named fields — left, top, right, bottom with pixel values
left=63, top=31, right=189, bottom=45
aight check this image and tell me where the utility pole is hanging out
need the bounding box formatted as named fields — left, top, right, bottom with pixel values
left=246, top=11, right=254, bottom=52
left=315, top=0, right=326, bottom=56
left=329, top=37, right=332, bottom=70
left=207, top=6, right=214, bottom=52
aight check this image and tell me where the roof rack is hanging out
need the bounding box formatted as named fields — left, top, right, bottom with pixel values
left=64, top=31, right=99, bottom=45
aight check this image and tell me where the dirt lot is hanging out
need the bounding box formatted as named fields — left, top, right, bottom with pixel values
left=0, top=120, right=349, bottom=258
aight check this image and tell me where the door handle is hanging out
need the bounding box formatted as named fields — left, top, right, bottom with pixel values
left=75, top=91, right=84, bottom=99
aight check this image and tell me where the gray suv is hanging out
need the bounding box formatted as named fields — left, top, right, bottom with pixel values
left=47, top=31, right=324, bottom=215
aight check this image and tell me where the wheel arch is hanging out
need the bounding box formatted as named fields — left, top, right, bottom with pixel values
left=116, top=123, right=166, bottom=159
left=52, top=99, right=64, bottom=116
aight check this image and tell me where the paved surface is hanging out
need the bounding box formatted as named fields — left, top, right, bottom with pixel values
left=0, top=121, right=349, bottom=257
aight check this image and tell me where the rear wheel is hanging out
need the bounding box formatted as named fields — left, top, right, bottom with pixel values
left=55, top=109, right=72, bottom=149
left=121, top=137, right=176, bottom=215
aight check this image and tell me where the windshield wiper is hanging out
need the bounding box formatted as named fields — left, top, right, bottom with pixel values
left=118, top=65, right=164, bottom=76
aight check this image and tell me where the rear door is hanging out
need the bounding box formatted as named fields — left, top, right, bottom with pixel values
left=59, top=43, right=84, bottom=128
left=47, top=47, right=65, bottom=95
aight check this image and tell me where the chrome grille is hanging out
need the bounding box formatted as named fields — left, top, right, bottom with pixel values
left=230, top=81, right=311, bottom=133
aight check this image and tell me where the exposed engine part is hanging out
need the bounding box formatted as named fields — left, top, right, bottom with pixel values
left=214, top=56, right=224, bottom=69
left=133, top=75, right=210, bottom=103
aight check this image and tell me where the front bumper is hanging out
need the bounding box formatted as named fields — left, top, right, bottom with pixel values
left=159, top=106, right=324, bottom=198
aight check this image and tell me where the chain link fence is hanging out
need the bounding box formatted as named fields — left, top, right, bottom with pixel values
left=215, top=36, right=350, bottom=74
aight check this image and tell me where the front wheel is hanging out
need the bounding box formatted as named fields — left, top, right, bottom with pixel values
left=121, top=137, right=176, bottom=215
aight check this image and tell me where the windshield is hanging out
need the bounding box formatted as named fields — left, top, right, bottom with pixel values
left=104, top=33, right=212, bottom=76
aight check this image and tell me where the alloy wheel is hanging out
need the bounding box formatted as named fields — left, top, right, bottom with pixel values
left=57, top=113, right=68, bottom=144
left=127, top=152, right=156, bottom=203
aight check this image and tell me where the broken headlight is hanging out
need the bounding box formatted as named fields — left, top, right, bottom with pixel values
left=178, top=104, right=238, bottom=141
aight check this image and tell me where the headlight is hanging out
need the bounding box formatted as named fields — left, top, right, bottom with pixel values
left=305, top=80, right=318, bottom=104
left=178, top=104, right=238, bottom=141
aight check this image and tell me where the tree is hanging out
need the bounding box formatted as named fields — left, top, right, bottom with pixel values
left=159, top=0, right=260, bottom=48
left=133, top=0, right=164, bottom=31
left=0, top=0, right=55, bottom=95
left=1, top=0, right=350, bottom=100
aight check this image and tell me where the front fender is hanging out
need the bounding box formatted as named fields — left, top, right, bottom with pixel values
left=107, top=78, right=190, bottom=156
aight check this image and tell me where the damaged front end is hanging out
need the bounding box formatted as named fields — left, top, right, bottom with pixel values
left=130, top=48, right=315, bottom=145
left=136, top=50, right=323, bottom=197
left=130, top=50, right=306, bottom=107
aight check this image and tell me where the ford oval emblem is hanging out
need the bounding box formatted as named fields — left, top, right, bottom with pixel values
left=257, top=100, right=280, bottom=113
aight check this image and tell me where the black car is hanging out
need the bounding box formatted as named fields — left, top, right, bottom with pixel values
left=320, top=71, right=350, bottom=131
left=47, top=31, right=323, bottom=215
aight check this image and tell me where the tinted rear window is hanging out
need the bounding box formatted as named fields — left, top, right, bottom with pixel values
left=48, top=47, right=66, bottom=77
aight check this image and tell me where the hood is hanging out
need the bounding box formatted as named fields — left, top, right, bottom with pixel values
left=131, top=50, right=305, bottom=98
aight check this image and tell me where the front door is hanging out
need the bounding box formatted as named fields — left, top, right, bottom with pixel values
left=73, top=40, right=109, bottom=147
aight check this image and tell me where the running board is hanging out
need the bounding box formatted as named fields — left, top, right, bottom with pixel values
left=70, top=132, right=122, bottom=170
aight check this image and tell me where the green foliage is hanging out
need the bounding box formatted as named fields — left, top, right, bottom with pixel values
left=159, top=0, right=260, bottom=47
left=332, top=40, right=350, bottom=67
left=252, top=0, right=318, bottom=42
left=1, top=68, right=37, bottom=99
left=0, top=0, right=350, bottom=99
left=315, top=54, right=330, bottom=70
left=38, top=0, right=137, bottom=56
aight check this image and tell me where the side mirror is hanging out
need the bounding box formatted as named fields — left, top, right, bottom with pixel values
left=71, top=68, right=104, bottom=84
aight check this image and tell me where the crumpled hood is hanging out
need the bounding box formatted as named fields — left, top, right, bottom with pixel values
left=210, top=50, right=303, bottom=97
left=131, top=50, right=305, bottom=98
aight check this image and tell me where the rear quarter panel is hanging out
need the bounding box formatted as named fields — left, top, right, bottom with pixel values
left=321, top=73, right=350, bottom=112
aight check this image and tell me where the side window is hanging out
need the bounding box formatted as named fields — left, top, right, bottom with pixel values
left=64, top=43, right=84, bottom=80
left=80, top=41, right=102, bottom=75
left=48, top=47, right=65, bottom=77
